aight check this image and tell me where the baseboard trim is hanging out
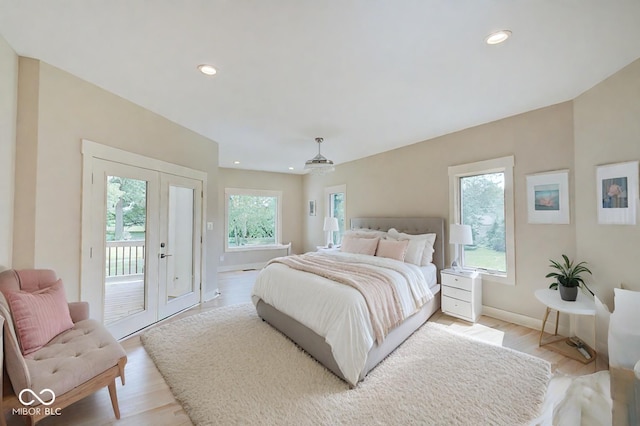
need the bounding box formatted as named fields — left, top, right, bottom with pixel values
left=217, top=262, right=266, bottom=273
left=482, top=305, right=570, bottom=337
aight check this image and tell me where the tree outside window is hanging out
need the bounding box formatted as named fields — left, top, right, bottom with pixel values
left=225, top=188, right=282, bottom=250
left=449, top=156, right=514, bottom=284
left=460, top=173, right=506, bottom=272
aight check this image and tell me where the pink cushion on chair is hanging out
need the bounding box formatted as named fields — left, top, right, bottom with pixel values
left=4, top=279, right=74, bottom=355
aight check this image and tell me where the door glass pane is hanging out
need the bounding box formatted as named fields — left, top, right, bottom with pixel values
left=460, top=172, right=506, bottom=272
left=104, top=176, right=147, bottom=325
left=167, top=186, right=195, bottom=299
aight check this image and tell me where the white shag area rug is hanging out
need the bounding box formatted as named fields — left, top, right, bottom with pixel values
left=141, top=304, right=551, bottom=426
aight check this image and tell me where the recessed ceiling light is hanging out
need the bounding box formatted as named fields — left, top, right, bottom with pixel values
left=485, top=30, right=512, bottom=45
left=288, top=167, right=294, bottom=170
left=197, top=64, right=217, bottom=76
left=233, top=161, right=240, bottom=165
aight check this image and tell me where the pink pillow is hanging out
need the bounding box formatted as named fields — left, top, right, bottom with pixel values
left=340, top=235, right=380, bottom=256
left=5, top=279, right=74, bottom=355
left=375, top=239, right=409, bottom=261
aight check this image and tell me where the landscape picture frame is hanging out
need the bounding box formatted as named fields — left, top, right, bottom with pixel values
left=526, top=169, right=570, bottom=224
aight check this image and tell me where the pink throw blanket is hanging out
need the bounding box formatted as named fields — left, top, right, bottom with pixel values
left=269, top=254, right=404, bottom=344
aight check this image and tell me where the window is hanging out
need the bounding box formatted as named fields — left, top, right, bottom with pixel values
left=325, top=184, right=346, bottom=246
left=449, top=157, right=515, bottom=285
left=225, top=188, right=282, bottom=251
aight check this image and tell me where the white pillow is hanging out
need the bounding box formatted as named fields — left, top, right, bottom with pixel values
left=609, top=287, right=640, bottom=369
left=613, top=287, right=640, bottom=318
left=387, top=228, right=437, bottom=266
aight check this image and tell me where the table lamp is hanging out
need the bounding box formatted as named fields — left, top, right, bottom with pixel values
left=449, top=224, right=473, bottom=272
left=323, top=217, right=340, bottom=248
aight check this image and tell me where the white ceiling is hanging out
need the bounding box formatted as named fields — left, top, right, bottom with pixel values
left=1, top=1, right=640, bottom=174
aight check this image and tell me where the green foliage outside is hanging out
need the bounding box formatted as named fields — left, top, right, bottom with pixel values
left=105, top=176, right=147, bottom=277
left=228, top=195, right=276, bottom=247
left=106, top=176, right=147, bottom=241
left=464, top=247, right=506, bottom=272
left=461, top=173, right=506, bottom=271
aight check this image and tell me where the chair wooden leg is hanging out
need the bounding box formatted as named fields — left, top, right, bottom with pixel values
left=107, top=381, right=121, bottom=419
left=118, top=357, right=127, bottom=386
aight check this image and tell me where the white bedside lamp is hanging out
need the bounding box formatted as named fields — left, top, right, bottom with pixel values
left=449, top=224, right=473, bottom=272
left=323, top=217, right=340, bottom=248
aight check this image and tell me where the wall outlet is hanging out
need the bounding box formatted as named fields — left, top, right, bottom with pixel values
left=219, top=255, right=224, bottom=262
left=207, top=222, right=214, bottom=231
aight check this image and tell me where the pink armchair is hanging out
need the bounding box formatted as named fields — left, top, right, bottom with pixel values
left=0, top=269, right=127, bottom=425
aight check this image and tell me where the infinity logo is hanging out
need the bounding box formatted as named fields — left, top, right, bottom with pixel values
left=18, top=388, right=56, bottom=406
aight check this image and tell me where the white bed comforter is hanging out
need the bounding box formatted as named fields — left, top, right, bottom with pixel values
left=251, top=251, right=434, bottom=385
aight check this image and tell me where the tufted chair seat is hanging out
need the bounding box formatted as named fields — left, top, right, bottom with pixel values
left=0, top=269, right=127, bottom=426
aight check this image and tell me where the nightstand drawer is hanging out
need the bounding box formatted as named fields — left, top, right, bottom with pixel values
left=441, top=273, right=472, bottom=291
left=442, top=296, right=472, bottom=320
left=442, top=285, right=472, bottom=303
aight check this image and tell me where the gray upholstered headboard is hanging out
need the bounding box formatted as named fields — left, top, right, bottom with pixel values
left=350, top=217, right=445, bottom=272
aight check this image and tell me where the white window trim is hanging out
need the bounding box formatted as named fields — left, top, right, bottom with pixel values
left=224, top=187, right=283, bottom=252
left=448, top=156, right=515, bottom=285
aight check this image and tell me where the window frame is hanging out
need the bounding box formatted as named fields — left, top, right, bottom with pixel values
left=224, top=188, right=283, bottom=252
left=448, top=156, right=515, bottom=285
left=324, top=184, right=347, bottom=246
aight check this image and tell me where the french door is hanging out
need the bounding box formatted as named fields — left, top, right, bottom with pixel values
left=82, top=145, right=205, bottom=340
left=157, top=173, right=202, bottom=319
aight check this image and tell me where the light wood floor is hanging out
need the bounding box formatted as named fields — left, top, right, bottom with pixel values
left=7, top=270, right=606, bottom=425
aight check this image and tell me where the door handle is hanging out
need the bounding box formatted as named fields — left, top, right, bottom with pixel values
left=160, top=253, right=173, bottom=259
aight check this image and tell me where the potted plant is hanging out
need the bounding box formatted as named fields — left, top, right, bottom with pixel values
left=546, top=254, right=594, bottom=301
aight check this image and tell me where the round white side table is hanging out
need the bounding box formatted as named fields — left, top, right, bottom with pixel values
left=535, top=288, right=596, bottom=364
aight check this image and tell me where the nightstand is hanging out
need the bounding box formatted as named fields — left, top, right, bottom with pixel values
left=440, top=269, right=482, bottom=322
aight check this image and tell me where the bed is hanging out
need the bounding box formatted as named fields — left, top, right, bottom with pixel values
left=251, top=217, right=445, bottom=386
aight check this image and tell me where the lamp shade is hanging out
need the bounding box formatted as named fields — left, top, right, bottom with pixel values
left=323, top=217, right=340, bottom=232
left=449, top=224, right=473, bottom=245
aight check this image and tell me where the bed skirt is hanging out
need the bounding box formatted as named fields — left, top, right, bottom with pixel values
left=255, top=289, right=441, bottom=386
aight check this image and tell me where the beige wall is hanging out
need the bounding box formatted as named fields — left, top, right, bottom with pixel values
left=304, top=102, right=576, bottom=320
left=218, top=168, right=303, bottom=271
left=7, top=34, right=637, bottom=325
left=14, top=59, right=220, bottom=301
left=0, top=36, right=18, bottom=269
left=574, top=58, right=640, bottom=308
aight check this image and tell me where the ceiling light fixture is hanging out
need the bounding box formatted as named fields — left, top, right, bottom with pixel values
left=304, top=137, right=334, bottom=174
left=197, top=64, right=217, bottom=75
left=485, top=30, right=512, bottom=45
left=233, top=161, right=240, bottom=165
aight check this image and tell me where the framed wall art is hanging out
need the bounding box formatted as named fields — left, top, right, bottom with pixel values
left=526, top=170, right=570, bottom=224
left=308, top=200, right=316, bottom=216
left=597, top=161, right=638, bottom=225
